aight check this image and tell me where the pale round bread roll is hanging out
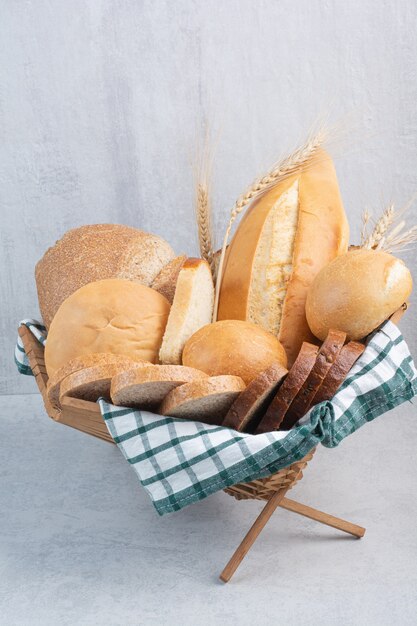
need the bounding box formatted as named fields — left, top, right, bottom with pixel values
left=306, top=249, right=412, bottom=341
left=44, top=279, right=170, bottom=377
left=36, top=224, right=175, bottom=328
left=182, top=320, right=288, bottom=384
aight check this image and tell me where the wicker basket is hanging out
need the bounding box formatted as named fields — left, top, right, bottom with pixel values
left=19, top=323, right=370, bottom=582
left=224, top=449, right=315, bottom=500
left=18, top=324, right=315, bottom=499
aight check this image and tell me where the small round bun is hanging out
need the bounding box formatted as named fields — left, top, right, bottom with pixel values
left=182, top=320, right=287, bottom=384
left=45, top=279, right=170, bottom=377
left=306, top=249, right=412, bottom=341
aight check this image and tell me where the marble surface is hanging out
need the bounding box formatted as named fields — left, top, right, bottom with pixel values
left=1, top=393, right=416, bottom=626
left=2, top=0, right=417, bottom=394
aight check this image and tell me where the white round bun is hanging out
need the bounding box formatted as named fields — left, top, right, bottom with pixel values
left=306, top=249, right=412, bottom=341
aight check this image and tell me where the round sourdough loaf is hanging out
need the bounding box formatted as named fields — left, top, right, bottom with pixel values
left=44, top=279, right=170, bottom=377
left=217, top=150, right=349, bottom=366
left=182, top=320, right=287, bottom=384
left=306, top=249, right=413, bottom=341
left=36, top=224, right=175, bottom=328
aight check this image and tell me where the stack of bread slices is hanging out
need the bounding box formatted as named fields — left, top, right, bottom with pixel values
left=47, top=328, right=364, bottom=431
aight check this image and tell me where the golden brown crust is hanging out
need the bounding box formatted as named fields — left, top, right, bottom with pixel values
left=278, top=151, right=349, bottom=365
left=217, top=150, right=349, bottom=366
left=280, top=329, right=346, bottom=429
left=313, top=341, right=365, bottom=405
left=306, top=249, right=413, bottom=341
left=255, top=342, right=318, bottom=434
left=182, top=320, right=287, bottom=384
left=222, top=363, right=288, bottom=432
left=217, top=176, right=297, bottom=321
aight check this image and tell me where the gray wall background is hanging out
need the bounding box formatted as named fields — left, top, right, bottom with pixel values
left=1, top=0, right=416, bottom=394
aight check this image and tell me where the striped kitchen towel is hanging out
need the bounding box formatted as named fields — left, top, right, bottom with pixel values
left=16, top=319, right=417, bottom=515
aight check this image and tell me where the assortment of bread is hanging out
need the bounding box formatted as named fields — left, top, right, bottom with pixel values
left=35, top=137, right=413, bottom=434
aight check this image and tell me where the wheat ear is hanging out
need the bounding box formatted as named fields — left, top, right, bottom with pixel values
left=212, top=129, right=327, bottom=321
left=362, top=204, right=395, bottom=249
left=194, top=129, right=216, bottom=278
left=360, top=209, right=371, bottom=246
left=195, top=181, right=215, bottom=275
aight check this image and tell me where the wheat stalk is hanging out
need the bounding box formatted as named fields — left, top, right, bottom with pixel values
left=360, top=209, right=371, bottom=246
left=212, top=128, right=328, bottom=321
left=361, top=204, right=395, bottom=249
left=359, top=198, right=417, bottom=254
left=194, top=127, right=216, bottom=279
left=383, top=224, right=417, bottom=253
left=195, top=181, right=215, bottom=275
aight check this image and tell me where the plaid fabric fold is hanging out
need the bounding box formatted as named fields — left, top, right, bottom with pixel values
left=16, top=319, right=417, bottom=515
left=15, top=319, right=47, bottom=375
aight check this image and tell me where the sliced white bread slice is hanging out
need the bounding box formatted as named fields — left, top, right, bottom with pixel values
left=111, top=364, right=208, bottom=409
left=159, top=258, right=214, bottom=365
left=59, top=360, right=150, bottom=404
left=159, top=375, right=245, bottom=425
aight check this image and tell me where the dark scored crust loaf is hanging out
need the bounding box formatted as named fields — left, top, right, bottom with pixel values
left=255, top=343, right=318, bottom=434
left=312, top=341, right=365, bottom=405
left=280, top=329, right=346, bottom=429
left=222, top=363, right=288, bottom=432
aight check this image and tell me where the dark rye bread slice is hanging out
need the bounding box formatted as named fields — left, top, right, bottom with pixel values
left=280, top=329, right=346, bottom=430
left=222, top=363, right=288, bottom=432
left=312, top=341, right=365, bottom=405
left=255, top=343, right=319, bottom=434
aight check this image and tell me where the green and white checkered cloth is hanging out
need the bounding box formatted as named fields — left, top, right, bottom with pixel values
left=16, top=319, right=417, bottom=515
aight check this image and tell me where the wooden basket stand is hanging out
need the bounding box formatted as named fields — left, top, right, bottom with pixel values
left=22, top=312, right=408, bottom=582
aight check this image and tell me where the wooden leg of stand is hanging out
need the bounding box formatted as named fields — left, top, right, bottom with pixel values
left=219, top=487, right=289, bottom=583
left=279, top=497, right=366, bottom=538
